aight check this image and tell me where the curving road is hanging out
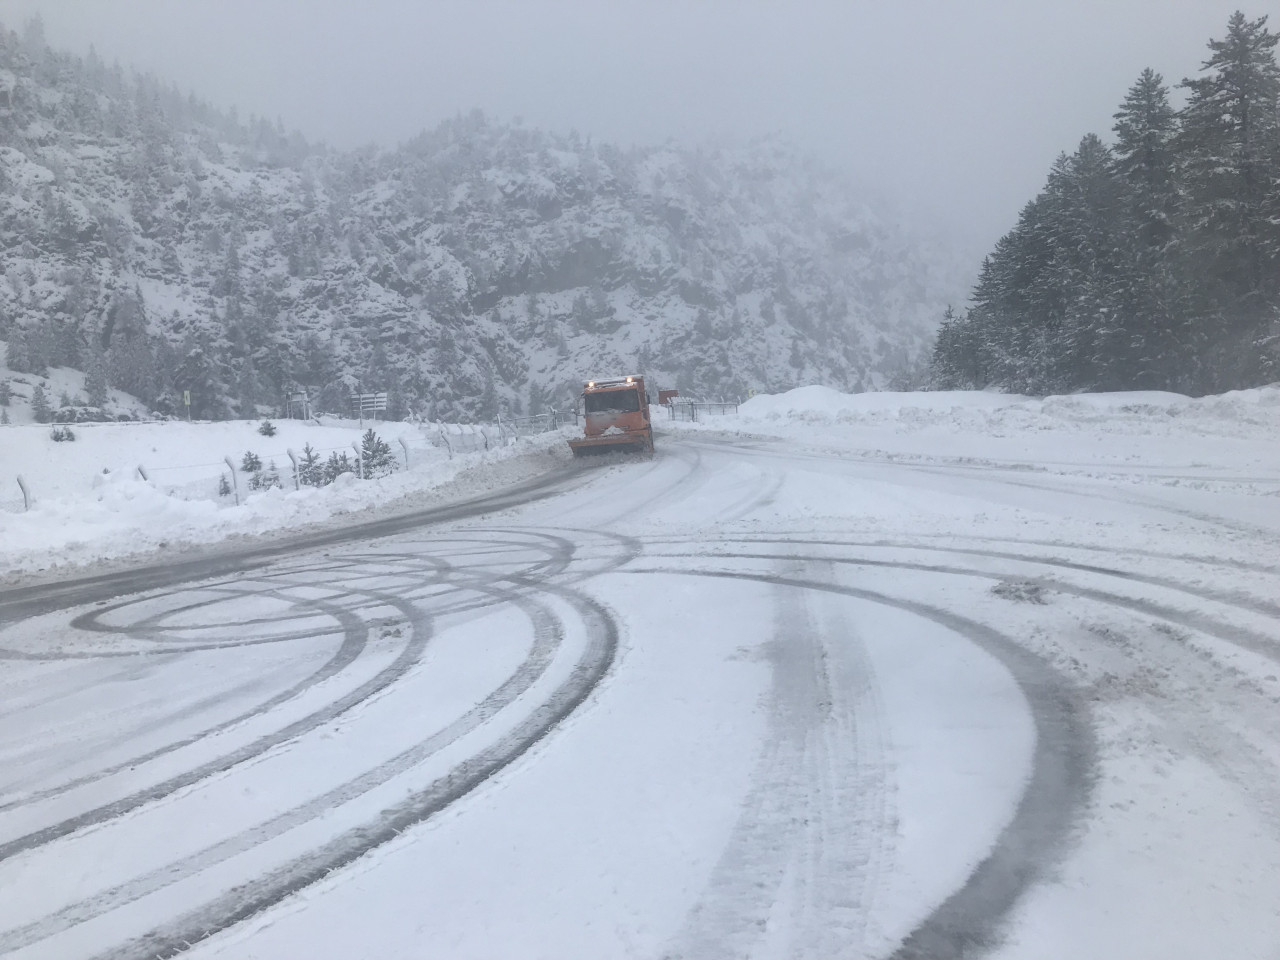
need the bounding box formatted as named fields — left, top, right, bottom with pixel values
left=2, top=431, right=1279, bottom=959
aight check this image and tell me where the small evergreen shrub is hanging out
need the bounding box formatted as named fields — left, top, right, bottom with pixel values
left=298, top=443, right=323, bottom=486
left=323, top=451, right=354, bottom=483
left=241, top=451, right=262, bottom=473
left=50, top=425, right=76, bottom=442
left=360, top=429, right=397, bottom=478
left=258, top=419, right=277, bottom=436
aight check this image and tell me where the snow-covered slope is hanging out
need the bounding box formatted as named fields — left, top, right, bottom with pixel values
left=0, top=414, right=568, bottom=578
left=0, top=22, right=967, bottom=422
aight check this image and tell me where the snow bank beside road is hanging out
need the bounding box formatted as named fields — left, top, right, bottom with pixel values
left=667, top=384, right=1280, bottom=473
left=736, top=383, right=1280, bottom=435
left=0, top=419, right=570, bottom=580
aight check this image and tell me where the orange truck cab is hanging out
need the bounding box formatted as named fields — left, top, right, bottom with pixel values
left=567, top=375, right=654, bottom=456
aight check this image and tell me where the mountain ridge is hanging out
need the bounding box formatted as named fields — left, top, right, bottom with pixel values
left=0, top=19, right=965, bottom=420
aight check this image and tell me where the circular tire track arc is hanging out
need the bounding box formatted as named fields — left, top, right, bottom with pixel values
left=90, top=580, right=618, bottom=960
left=633, top=566, right=1094, bottom=960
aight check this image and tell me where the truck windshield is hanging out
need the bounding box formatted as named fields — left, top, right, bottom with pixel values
left=584, top=390, right=640, bottom=414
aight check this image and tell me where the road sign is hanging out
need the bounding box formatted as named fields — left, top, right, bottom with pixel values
left=351, top=392, right=388, bottom=420
left=183, top=390, right=190, bottom=405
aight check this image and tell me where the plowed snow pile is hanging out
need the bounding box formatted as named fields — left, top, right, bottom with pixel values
left=673, top=384, right=1280, bottom=474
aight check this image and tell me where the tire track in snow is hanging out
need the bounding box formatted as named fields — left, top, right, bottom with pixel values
left=0, top=530, right=618, bottom=815
left=0, top=543, right=621, bottom=959
left=634, top=564, right=1093, bottom=960
left=0, top=591, right=426, bottom=866
left=642, top=545, right=1280, bottom=667
left=664, top=559, right=894, bottom=960
left=86, top=577, right=618, bottom=960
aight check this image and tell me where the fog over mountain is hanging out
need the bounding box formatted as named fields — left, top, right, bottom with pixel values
left=0, top=20, right=966, bottom=419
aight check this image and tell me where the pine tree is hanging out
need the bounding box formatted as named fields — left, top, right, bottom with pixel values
left=298, top=442, right=323, bottom=486
left=1177, top=12, right=1280, bottom=389
left=1111, top=69, right=1186, bottom=389
left=323, top=450, right=353, bottom=483
left=1050, top=134, right=1124, bottom=390
left=4, top=330, right=30, bottom=374
left=85, top=350, right=110, bottom=407
left=1114, top=69, right=1178, bottom=246
left=262, top=460, right=281, bottom=489
left=27, top=325, right=53, bottom=378
left=0, top=380, right=10, bottom=406
left=30, top=383, right=52, bottom=423
left=359, top=429, right=396, bottom=478
left=241, top=450, right=262, bottom=473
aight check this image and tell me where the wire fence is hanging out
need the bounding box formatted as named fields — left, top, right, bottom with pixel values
left=664, top=400, right=740, bottom=422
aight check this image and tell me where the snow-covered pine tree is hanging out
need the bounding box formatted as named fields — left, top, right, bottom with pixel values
left=1176, top=11, right=1280, bottom=389
left=359, top=429, right=395, bottom=478
left=323, top=450, right=353, bottom=483
left=298, top=443, right=322, bottom=486
left=1051, top=134, right=1124, bottom=390
left=1111, top=69, right=1187, bottom=390
left=84, top=348, right=110, bottom=408
left=30, top=383, right=51, bottom=422
left=4, top=330, right=30, bottom=374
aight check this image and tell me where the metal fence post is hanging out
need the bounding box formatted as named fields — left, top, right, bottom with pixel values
left=287, top=449, right=300, bottom=490
left=438, top=426, right=452, bottom=459
left=222, top=456, right=240, bottom=506
left=136, top=465, right=149, bottom=482
left=352, top=441, right=364, bottom=479
left=16, top=475, right=30, bottom=511
left=398, top=436, right=410, bottom=468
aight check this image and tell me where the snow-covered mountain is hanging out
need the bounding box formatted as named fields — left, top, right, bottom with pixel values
left=0, top=20, right=964, bottom=420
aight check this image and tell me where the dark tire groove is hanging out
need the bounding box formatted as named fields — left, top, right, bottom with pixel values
left=632, top=565, right=1093, bottom=960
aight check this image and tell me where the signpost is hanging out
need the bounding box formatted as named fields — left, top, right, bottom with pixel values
left=287, top=391, right=311, bottom=420
left=183, top=389, right=191, bottom=420
left=350, top=392, right=388, bottom=424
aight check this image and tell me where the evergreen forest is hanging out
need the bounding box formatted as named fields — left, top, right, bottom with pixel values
left=931, top=11, right=1280, bottom=396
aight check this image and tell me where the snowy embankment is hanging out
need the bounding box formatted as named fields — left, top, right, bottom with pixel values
left=0, top=417, right=570, bottom=580
left=664, top=383, right=1280, bottom=477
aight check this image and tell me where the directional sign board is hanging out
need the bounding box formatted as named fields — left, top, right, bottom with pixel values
left=351, top=392, right=388, bottom=418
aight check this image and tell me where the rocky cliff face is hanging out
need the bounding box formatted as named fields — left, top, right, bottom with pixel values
left=0, top=22, right=964, bottom=420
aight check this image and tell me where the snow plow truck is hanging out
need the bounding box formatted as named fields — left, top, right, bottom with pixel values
left=568, top=375, right=654, bottom=457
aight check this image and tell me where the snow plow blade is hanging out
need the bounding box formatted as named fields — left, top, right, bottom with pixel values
left=568, top=432, right=653, bottom=457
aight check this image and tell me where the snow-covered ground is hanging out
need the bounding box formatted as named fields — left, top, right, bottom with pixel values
left=2, top=385, right=1279, bottom=959
left=0, top=404, right=563, bottom=579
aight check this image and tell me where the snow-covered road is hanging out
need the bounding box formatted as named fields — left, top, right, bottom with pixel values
left=2, top=424, right=1279, bottom=960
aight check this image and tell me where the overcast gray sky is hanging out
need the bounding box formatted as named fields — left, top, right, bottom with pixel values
left=3, top=0, right=1275, bottom=253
